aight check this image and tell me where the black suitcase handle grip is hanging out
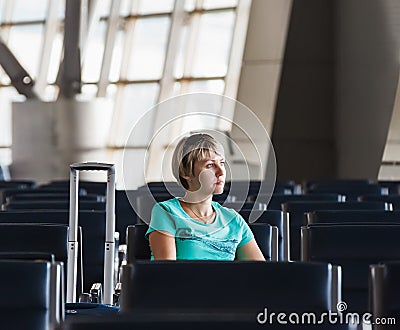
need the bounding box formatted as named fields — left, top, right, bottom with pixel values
left=70, top=162, right=115, bottom=173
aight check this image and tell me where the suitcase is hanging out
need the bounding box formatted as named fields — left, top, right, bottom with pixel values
left=66, top=162, right=119, bottom=316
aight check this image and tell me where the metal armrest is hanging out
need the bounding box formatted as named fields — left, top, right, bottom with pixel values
left=271, top=226, right=279, bottom=261
left=331, top=265, right=342, bottom=312
left=283, top=212, right=290, bottom=261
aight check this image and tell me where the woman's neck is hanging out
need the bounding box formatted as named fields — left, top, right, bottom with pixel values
left=181, top=191, right=212, bottom=205
left=180, top=192, right=213, bottom=215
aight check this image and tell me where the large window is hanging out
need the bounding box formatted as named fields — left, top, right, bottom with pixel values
left=0, top=0, right=251, bottom=183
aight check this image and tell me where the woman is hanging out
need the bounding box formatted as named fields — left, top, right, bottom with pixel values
left=145, top=133, right=265, bottom=261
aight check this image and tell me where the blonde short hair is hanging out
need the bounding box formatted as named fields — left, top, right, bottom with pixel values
left=172, top=133, right=224, bottom=189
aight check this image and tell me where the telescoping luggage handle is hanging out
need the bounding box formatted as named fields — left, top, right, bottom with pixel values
left=67, top=162, right=116, bottom=305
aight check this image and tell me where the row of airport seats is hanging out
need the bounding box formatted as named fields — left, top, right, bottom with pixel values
left=3, top=255, right=398, bottom=329
left=0, top=179, right=400, bottom=328
left=1, top=226, right=398, bottom=328
left=63, top=261, right=349, bottom=330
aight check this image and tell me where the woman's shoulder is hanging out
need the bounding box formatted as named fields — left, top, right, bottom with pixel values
left=154, top=197, right=180, bottom=213
left=213, top=201, right=241, bottom=220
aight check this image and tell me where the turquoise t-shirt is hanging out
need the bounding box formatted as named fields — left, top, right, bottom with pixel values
left=145, top=197, right=254, bottom=260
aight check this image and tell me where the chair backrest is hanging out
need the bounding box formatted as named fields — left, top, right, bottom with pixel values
left=126, top=224, right=151, bottom=262
left=115, top=190, right=139, bottom=244
left=0, top=187, right=87, bottom=204
left=121, top=261, right=336, bottom=315
left=0, top=210, right=106, bottom=292
left=7, top=193, right=103, bottom=202
left=378, top=180, right=400, bottom=194
left=248, top=223, right=278, bottom=261
left=306, top=182, right=386, bottom=201
left=303, top=179, right=373, bottom=192
left=307, top=210, right=400, bottom=225
left=358, top=195, right=400, bottom=210
left=136, top=194, right=174, bottom=224
left=0, top=180, right=36, bottom=189
left=224, top=180, right=271, bottom=201
left=302, top=224, right=400, bottom=313
left=264, top=193, right=344, bottom=210
left=62, top=314, right=351, bottom=330
left=0, top=223, right=70, bottom=298
left=282, top=201, right=391, bottom=260
left=0, top=253, right=64, bottom=328
left=221, top=201, right=267, bottom=211
left=370, top=261, right=400, bottom=329
left=139, top=182, right=185, bottom=195
left=2, top=200, right=106, bottom=211
left=40, top=180, right=107, bottom=195
left=239, top=210, right=289, bottom=261
left=0, top=259, right=51, bottom=329
left=0, top=223, right=68, bottom=265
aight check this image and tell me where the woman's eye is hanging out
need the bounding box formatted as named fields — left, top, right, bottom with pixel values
left=206, top=163, right=214, bottom=168
left=220, top=162, right=225, bottom=167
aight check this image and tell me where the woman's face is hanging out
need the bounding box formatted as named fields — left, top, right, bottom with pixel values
left=187, top=151, right=226, bottom=195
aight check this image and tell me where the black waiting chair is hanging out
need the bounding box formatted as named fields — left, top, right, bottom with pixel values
left=224, top=180, right=275, bottom=201
left=120, top=261, right=341, bottom=319
left=136, top=193, right=175, bottom=224
left=0, top=223, right=69, bottom=269
left=0, top=210, right=105, bottom=292
left=303, top=179, right=373, bottom=192
left=305, top=182, right=386, bottom=201
left=40, top=180, right=107, bottom=195
left=2, top=200, right=106, bottom=211
left=0, top=180, right=36, bottom=189
left=63, top=314, right=351, bottom=330
left=115, top=190, right=139, bottom=244
left=0, top=252, right=64, bottom=328
left=0, top=223, right=72, bottom=301
left=6, top=193, right=104, bottom=202
left=307, top=210, right=400, bottom=225
left=263, top=193, right=344, bottom=210
left=239, top=210, right=290, bottom=261
left=370, top=261, right=400, bottom=330
left=302, top=224, right=400, bottom=313
left=378, top=180, right=400, bottom=195
left=248, top=223, right=278, bottom=261
left=0, top=187, right=87, bottom=204
left=126, top=224, right=151, bottom=262
left=282, top=201, right=391, bottom=260
left=358, top=194, right=400, bottom=210
left=0, top=260, right=54, bottom=330
left=62, top=314, right=351, bottom=330
left=221, top=201, right=267, bottom=211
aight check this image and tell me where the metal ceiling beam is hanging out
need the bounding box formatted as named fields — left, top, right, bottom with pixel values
left=0, top=36, right=37, bottom=99
left=59, top=0, right=82, bottom=98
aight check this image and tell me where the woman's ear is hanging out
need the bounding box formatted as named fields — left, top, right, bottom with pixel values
left=181, top=174, right=191, bottom=181
left=180, top=169, right=192, bottom=181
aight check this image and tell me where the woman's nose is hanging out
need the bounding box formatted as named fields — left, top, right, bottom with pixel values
left=215, top=164, right=225, bottom=176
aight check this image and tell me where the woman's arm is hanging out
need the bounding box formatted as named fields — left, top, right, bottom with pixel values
left=236, top=239, right=265, bottom=261
left=148, top=230, right=177, bottom=260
